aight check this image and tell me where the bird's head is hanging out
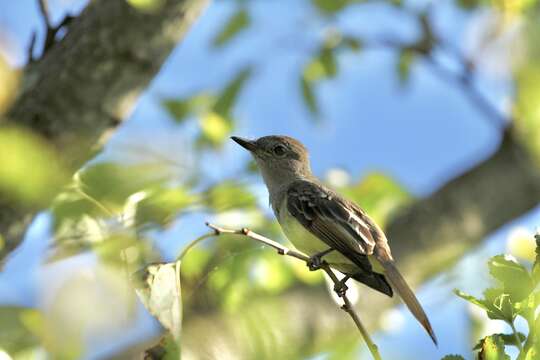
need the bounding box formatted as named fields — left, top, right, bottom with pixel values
left=231, top=135, right=312, bottom=190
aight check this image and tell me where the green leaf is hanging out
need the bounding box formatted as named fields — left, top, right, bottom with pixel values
left=300, top=74, right=319, bottom=115
left=0, top=127, right=67, bottom=206
left=484, top=288, right=515, bottom=322
left=162, top=98, right=192, bottom=123
left=212, top=9, right=250, bottom=48
left=454, top=288, right=514, bottom=323
left=532, top=232, right=540, bottom=283
left=488, top=254, right=534, bottom=302
left=213, top=67, right=252, bottom=117
left=342, top=36, right=363, bottom=52
left=204, top=181, right=256, bottom=211
left=440, top=356, right=466, bottom=360
left=320, top=47, right=338, bottom=78
left=397, top=48, right=416, bottom=86
left=76, top=163, right=168, bottom=211
left=134, top=262, right=182, bottom=341
left=477, top=334, right=510, bottom=360
left=0, top=307, right=41, bottom=355
left=198, top=112, right=234, bottom=147
left=311, top=0, right=351, bottom=14
left=135, top=187, right=196, bottom=228
left=473, top=333, right=526, bottom=349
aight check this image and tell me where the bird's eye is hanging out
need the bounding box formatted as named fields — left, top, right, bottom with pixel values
left=273, top=145, right=286, bottom=157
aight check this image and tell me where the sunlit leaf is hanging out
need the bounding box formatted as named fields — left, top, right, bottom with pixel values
left=198, top=112, right=233, bottom=147
left=483, top=288, right=514, bottom=322
left=180, top=247, right=211, bottom=280
left=76, top=163, right=168, bottom=211
left=213, top=67, right=252, bottom=117
left=134, top=262, right=182, bottom=341
left=0, top=127, right=67, bottom=206
left=488, top=254, right=533, bottom=301
left=477, top=334, right=510, bottom=360
left=213, top=9, right=250, bottom=47
left=126, top=0, right=166, bottom=13
left=454, top=289, right=514, bottom=323
left=135, top=187, right=197, bottom=228
left=0, top=307, right=41, bottom=355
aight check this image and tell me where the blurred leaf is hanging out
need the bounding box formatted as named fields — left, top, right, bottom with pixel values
left=180, top=247, right=211, bottom=280
left=320, top=47, right=338, bottom=78
left=341, top=172, right=411, bottom=226
left=144, top=333, right=181, bottom=359
left=213, top=67, right=252, bottom=117
left=126, top=0, right=165, bottom=13
left=0, top=127, right=67, bottom=206
left=51, top=190, right=108, bottom=232
left=532, top=233, right=540, bottom=283
left=198, top=112, right=233, bottom=147
left=477, top=334, right=510, bottom=360
left=162, top=98, right=192, bottom=123
left=0, top=307, right=41, bottom=355
left=76, top=162, right=167, bottom=211
left=342, top=36, right=363, bottom=52
left=204, top=181, right=256, bottom=211
left=134, top=262, right=182, bottom=341
left=311, top=0, right=351, bottom=14
left=213, top=8, right=250, bottom=48
left=397, top=48, right=416, bottom=86
left=474, top=333, right=525, bottom=349
left=488, top=255, right=533, bottom=302
left=300, top=74, right=319, bottom=115
left=135, top=187, right=197, bottom=228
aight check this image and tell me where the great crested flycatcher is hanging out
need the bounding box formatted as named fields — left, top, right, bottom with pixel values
left=231, top=135, right=437, bottom=345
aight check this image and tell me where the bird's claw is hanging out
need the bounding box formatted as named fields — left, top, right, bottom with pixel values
left=307, top=255, right=324, bottom=271
left=334, top=281, right=349, bottom=297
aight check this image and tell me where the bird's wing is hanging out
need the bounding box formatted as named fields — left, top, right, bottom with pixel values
left=286, top=179, right=437, bottom=345
left=286, top=180, right=383, bottom=263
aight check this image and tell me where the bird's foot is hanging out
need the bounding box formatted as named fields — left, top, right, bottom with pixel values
left=306, top=248, right=334, bottom=271
left=333, top=275, right=351, bottom=297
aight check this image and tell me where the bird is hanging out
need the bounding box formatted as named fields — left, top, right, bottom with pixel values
left=231, top=134, right=437, bottom=345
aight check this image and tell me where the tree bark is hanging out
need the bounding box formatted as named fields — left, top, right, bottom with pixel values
left=0, top=0, right=209, bottom=260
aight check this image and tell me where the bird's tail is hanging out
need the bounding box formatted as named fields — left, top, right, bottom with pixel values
left=381, top=260, right=438, bottom=345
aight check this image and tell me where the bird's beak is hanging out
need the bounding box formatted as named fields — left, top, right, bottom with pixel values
left=231, top=136, right=258, bottom=152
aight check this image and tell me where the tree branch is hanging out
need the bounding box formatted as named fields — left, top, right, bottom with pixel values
left=205, top=222, right=383, bottom=360
left=0, top=0, right=210, bottom=262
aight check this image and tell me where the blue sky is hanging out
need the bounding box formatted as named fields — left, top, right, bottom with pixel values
left=1, top=0, right=539, bottom=359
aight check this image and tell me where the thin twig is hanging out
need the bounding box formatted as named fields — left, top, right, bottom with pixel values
left=205, top=222, right=383, bottom=360
left=37, top=0, right=52, bottom=29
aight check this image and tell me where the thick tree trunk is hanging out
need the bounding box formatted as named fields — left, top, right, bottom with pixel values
left=0, top=0, right=209, bottom=260
left=387, top=130, right=540, bottom=282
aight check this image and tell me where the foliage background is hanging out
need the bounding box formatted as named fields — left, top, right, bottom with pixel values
left=0, top=0, right=539, bottom=359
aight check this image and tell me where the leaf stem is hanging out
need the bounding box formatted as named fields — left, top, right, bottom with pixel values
left=510, top=321, right=524, bottom=353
